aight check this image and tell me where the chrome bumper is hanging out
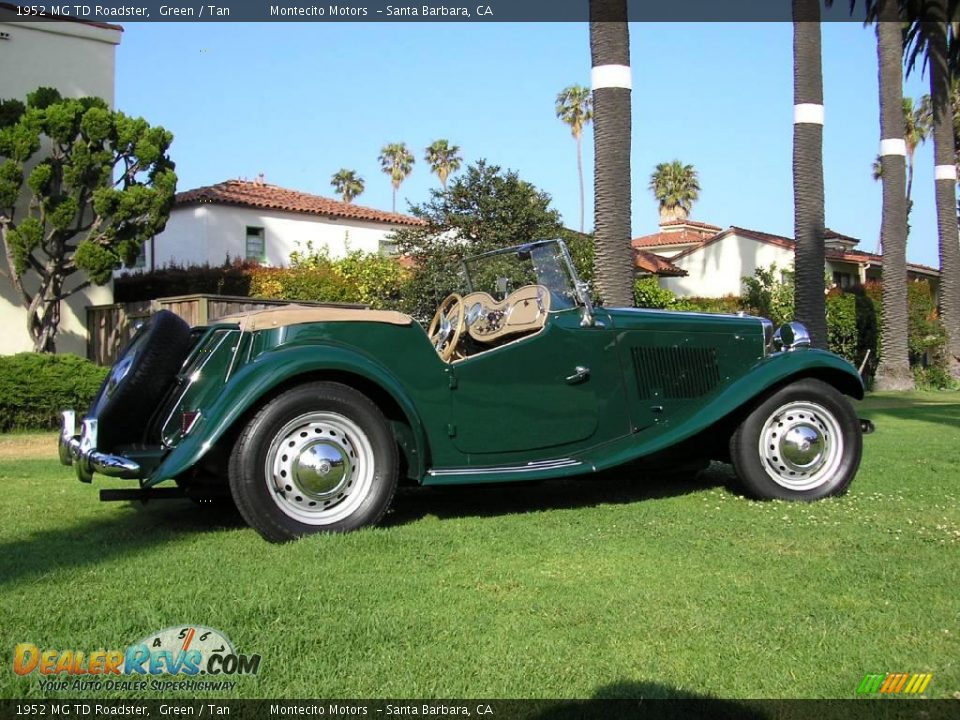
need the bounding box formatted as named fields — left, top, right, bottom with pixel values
left=58, top=410, right=142, bottom=482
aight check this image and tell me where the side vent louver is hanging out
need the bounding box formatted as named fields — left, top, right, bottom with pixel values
left=631, top=346, right=721, bottom=399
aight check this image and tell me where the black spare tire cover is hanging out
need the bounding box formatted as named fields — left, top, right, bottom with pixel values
left=89, top=310, right=193, bottom=450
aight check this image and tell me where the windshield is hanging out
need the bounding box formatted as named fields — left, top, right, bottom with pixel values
left=461, top=240, right=579, bottom=310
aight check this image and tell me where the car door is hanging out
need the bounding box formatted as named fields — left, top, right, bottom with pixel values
left=449, top=309, right=631, bottom=458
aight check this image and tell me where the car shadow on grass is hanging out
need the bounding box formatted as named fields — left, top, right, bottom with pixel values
left=0, top=499, right=245, bottom=589
left=533, top=680, right=768, bottom=719
left=383, top=463, right=735, bottom=528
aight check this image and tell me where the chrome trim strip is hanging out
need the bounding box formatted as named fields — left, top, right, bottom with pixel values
left=427, top=458, right=581, bottom=477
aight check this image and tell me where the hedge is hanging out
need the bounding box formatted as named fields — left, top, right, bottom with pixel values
left=0, top=353, right=108, bottom=432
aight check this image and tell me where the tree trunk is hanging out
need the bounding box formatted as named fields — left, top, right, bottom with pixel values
left=590, top=0, right=634, bottom=307
left=792, top=1, right=828, bottom=349
left=926, top=19, right=960, bottom=378
left=576, top=132, right=585, bottom=234
left=874, top=12, right=914, bottom=391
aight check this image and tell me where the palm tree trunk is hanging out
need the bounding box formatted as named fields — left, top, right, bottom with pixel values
left=874, top=11, right=914, bottom=390
left=589, top=0, right=633, bottom=307
left=926, top=20, right=960, bottom=377
left=392, top=186, right=397, bottom=213
left=576, top=132, right=585, bottom=234
left=792, top=0, right=828, bottom=349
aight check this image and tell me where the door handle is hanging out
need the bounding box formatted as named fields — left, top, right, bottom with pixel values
left=565, top=366, right=590, bottom=384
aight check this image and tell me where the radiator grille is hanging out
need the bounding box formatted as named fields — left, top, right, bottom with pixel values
left=631, top=346, right=721, bottom=399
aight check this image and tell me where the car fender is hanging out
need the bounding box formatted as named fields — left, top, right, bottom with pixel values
left=146, top=344, right=429, bottom=486
left=591, top=348, right=864, bottom=471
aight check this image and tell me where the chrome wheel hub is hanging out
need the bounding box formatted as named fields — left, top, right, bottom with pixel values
left=759, top=401, right=843, bottom=491
left=265, top=412, right=374, bottom=525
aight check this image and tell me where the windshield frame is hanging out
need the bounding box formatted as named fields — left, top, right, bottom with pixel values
left=459, top=239, right=585, bottom=311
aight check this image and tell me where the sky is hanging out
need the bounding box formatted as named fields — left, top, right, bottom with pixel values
left=115, top=21, right=940, bottom=268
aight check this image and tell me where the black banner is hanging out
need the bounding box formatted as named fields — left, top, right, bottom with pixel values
left=0, top=0, right=882, bottom=23
left=2, top=700, right=959, bottom=720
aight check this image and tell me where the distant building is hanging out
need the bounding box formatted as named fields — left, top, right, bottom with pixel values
left=137, top=178, right=424, bottom=271
left=0, top=5, right=122, bottom=355
left=632, top=220, right=940, bottom=298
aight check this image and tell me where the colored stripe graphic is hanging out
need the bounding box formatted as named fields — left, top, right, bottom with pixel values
left=858, top=672, right=932, bottom=695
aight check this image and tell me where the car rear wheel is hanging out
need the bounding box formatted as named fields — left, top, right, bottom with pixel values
left=228, top=382, right=398, bottom=542
left=729, top=378, right=862, bottom=500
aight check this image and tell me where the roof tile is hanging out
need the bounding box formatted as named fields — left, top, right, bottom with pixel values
left=175, top=179, right=424, bottom=226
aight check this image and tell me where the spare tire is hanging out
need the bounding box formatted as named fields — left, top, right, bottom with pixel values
left=89, top=310, right=194, bottom=450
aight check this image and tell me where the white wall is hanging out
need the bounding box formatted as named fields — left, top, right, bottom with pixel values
left=0, top=14, right=121, bottom=357
left=143, top=204, right=405, bottom=270
left=662, top=232, right=794, bottom=298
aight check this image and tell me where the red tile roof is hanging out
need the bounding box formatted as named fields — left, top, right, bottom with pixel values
left=635, top=250, right=687, bottom=277
left=175, top=179, right=424, bottom=227
left=632, top=229, right=712, bottom=249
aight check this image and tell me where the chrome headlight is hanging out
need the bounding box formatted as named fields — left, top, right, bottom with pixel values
left=774, top=321, right=812, bottom=351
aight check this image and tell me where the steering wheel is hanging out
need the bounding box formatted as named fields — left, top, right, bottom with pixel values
left=427, top=293, right=465, bottom=362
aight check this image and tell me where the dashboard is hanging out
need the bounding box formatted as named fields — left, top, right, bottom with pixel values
left=462, top=284, right=551, bottom=343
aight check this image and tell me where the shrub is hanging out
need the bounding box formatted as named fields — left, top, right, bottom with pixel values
left=681, top=296, right=744, bottom=314
left=633, top=277, right=680, bottom=309
left=0, top=353, right=108, bottom=432
left=115, top=258, right=257, bottom=302
left=248, top=265, right=357, bottom=304
left=333, top=250, right=410, bottom=310
left=741, top=264, right=794, bottom=326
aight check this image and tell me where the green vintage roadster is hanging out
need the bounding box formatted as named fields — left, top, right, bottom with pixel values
left=60, top=239, right=869, bottom=542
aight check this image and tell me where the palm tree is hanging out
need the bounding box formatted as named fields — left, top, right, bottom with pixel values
left=648, top=161, right=700, bottom=223
left=792, top=0, right=828, bottom=349
left=589, top=0, right=633, bottom=308
left=424, top=139, right=462, bottom=190
left=330, top=169, right=365, bottom=204
left=874, top=2, right=915, bottom=390
left=555, top=84, right=594, bottom=233
left=903, top=95, right=931, bottom=203
left=903, top=5, right=960, bottom=378
left=378, top=143, right=415, bottom=213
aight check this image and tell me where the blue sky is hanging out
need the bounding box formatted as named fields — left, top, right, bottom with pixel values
left=116, top=22, right=939, bottom=267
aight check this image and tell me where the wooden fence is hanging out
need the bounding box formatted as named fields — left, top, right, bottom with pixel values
left=87, top=294, right=366, bottom=366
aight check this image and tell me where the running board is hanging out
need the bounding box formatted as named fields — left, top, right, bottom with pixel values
left=99, top=487, right=187, bottom=503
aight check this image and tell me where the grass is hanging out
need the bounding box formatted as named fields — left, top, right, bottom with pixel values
left=1, top=391, right=958, bottom=700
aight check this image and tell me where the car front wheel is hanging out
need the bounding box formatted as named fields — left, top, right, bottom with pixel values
left=729, top=378, right=862, bottom=501
left=228, top=382, right=398, bottom=542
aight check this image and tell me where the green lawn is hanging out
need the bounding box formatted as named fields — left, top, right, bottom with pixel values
left=1, top=392, right=958, bottom=700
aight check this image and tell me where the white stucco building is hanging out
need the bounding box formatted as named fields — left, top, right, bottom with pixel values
left=0, top=6, right=122, bottom=355
left=633, top=220, right=940, bottom=298
left=138, top=178, right=423, bottom=271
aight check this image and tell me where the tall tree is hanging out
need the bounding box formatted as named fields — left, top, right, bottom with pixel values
left=378, top=142, right=415, bottom=213
left=648, top=160, right=701, bottom=223
left=589, top=0, right=633, bottom=307
left=330, top=169, right=365, bottom=204
left=904, top=95, right=931, bottom=203
left=903, top=3, right=960, bottom=377
left=874, top=4, right=915, bottom=390
left=792, top=0, right=828, bottom=349
left=555, top=84, right=594, bottom=233
left=0, top=88, right=176, bottom=352
left=424, top=139, right=462, bottom=190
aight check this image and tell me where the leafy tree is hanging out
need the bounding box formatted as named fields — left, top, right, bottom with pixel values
left=0, top=87, right=176, bottom=352
left=389, top=160, right=562, bottom=319
left=589, top=0, right=634, bottom=308
left=330, top=169, right=364, bottom=204
left=648, top=160, right=701, bottom=223
left=378, top=142, right=415, bottom=213
left=555, top=84, right=593, bottom=234
left=424, top=139, right=462, bottom=190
